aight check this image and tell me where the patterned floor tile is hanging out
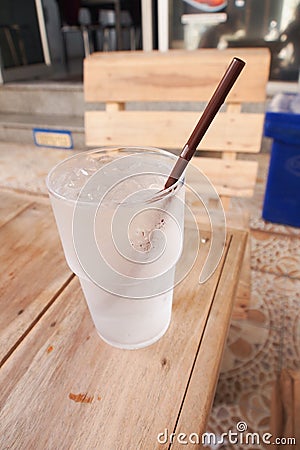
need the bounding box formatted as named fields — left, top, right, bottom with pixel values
left=250, top=213, right=300, bottom=237
left=245, top=270, right=286, bottom=330
left=204, top=151, right=300, bottom=448
left=250, top=230, right=300, bottom=278
left=215, top=322, right=281, bottom=406
left=281, top=282, right=300, bottom=371
left=205, top=403, right=269, bottom=449
left=208, top=265, right=299, bottom=449
left=245, top=270, right=300, bottom=332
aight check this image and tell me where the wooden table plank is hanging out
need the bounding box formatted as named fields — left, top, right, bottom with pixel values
left=0, top=223, right=246, bottom=449
left=0, top=200, right=73, bottom=366
left=171, top=229, right=247, bottom=449
left=0, top=190, right=33, bottom=228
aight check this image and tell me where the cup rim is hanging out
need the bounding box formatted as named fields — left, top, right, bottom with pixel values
left=46, top=146, right=184, bottom=205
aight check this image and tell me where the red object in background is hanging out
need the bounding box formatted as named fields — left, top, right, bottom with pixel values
left=183, top=0, right=227, bottom=12
left=194, top=0, right=226, bottom=5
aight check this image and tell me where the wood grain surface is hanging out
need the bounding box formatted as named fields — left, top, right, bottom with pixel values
left=0, top=190, right=33, bottom=228
left=85, top=110, right=264, bottom=154
left=0, top=197, right=73, bottom=366
left=0, top=205, right=247, bottom=450
left=84, top=48, right=270, bottom=103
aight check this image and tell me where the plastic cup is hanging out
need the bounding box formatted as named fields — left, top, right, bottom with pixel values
left=46, top=147, right=185, bottom=349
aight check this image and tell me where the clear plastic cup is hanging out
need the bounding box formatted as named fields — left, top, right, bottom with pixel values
left=46, top=147, right=185, bottom=349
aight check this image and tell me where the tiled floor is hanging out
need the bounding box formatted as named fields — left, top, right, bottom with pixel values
left=206, top=156, right=300, bottom=449
left=0, top=142, right=299, bottom=449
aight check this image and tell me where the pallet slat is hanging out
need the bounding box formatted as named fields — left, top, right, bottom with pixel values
left=85, top=110, right=264, bottom=153
left=84, top=49, right=270, bottom=103
left=189, top=157, right=258, bottom=198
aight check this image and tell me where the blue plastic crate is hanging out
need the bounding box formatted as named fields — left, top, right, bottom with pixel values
left=262, top=95, right=300, bottom=227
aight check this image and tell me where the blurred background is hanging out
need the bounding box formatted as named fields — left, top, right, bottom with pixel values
left=1, top=0, right=300, bottom=83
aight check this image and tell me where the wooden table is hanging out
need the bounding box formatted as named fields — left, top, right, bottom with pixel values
left=0, top=189, right=247, bottom=449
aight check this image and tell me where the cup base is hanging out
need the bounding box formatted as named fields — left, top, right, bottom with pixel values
left=96, top=319, right=171, bottom=350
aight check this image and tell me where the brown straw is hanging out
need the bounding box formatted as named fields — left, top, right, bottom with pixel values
left=164, top=57, right=246, bottom=189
